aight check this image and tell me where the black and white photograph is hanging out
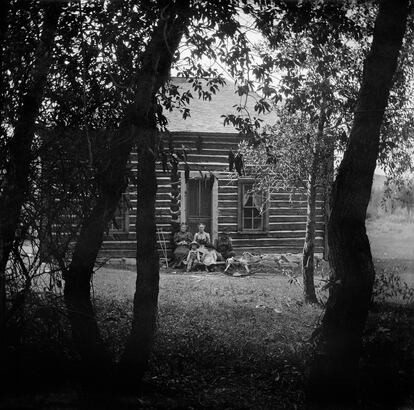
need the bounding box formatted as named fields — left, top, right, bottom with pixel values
left=1, top=0, right=413, bottom=408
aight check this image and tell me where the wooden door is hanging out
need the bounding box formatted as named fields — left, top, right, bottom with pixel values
left=186, top=179, right=212, bottom=235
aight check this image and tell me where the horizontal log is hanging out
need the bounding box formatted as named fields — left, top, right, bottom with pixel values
left=218, top=201, right=239, bottom=208
left=271, top=200, right=324, bottom=208
left=218, top=193, right=238, bottom=201
left=218, top=214, right=238, bottom=222
left=231, top=246, right=325, bottom=254
left=102, top=239, right=173, bottom=250
left=269, top=207, right=323, bottom=216
left=270, top=221, right=324, bottom=230
left=231, top=230, right=324, bottom=239
left=269, top=215, right=325, bottom=223
left=218, top=179, right=238, bottom=187
left=270, top=193, right=324, bottom=201
left=167, top=131, right=240, bottom=139
left=165, top=138, right=238, bottom=146
left=231, top=238, right=324, bottom=247
left=218, top=208, right=238, bottom=217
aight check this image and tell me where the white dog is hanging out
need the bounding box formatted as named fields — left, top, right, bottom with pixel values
left=224, top=252, right=262, bottom=274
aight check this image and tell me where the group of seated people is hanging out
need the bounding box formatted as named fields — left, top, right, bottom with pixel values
left=172, top=222, right=235, bottom=272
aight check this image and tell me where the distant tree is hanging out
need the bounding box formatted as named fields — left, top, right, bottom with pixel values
left=382, top=177, right=414, bottom=216
left=238, top=2, right=371, bottom=303
left=239, top=107, right=329, bottom=304
left=397, top=180, right=414, bottom=216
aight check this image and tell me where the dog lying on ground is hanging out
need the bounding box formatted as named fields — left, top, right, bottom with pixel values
left=224, top=252, right=263, bottom=274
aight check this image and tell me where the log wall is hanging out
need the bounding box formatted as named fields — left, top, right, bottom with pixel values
left=100, top=132, right=326, bottom=258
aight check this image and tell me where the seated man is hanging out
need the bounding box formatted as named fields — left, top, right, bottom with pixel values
left=215, top=229, right=236, bottom=261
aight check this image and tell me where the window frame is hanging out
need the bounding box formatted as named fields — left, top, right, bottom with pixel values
left=237, top=179, right=269, bottom=233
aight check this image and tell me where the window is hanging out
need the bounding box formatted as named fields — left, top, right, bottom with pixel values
left=238, top=182, right=268, bottom=232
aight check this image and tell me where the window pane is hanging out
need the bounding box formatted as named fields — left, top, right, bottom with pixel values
left=244, top=218, right=252, bottom=229
left=253, top=217, right=262, bottom=229
left=245, top=195, right=253, bottom=206
left=241, top=183, right=265, bottom=230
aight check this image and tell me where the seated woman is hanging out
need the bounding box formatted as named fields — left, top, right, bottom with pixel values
left=193, top=222, right=211, bottom=255
left=172, top=222, right=193, bottom=268
left=215, top=229, right=236, bottom=261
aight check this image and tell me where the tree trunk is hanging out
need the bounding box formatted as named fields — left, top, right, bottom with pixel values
left=0, top=2, right=63, bottom=350
left=118, top=131, right=160, bottom=389
left=302, top=165, right=318, bottom=304
left=307, top=0, right=409, bottom=407
left=64, top=192, right=126, bottom=390
left=323, top=133, right=334, bottom=261
left=302, top=99, right=326, bottom=304
left=63, top=3, right=189, bottom=391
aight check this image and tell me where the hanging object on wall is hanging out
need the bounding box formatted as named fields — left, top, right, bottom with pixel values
left=228, top=150, right=235, bottom=172
left=196, top=136, right=203, bottom=154
left=181, top=144, right=188, bottom=162
left=235, top=153, right=244, bottom=176
left=184, top=164, right=190, bottom=183
left=208, top=172, right=215, bottom=190
left=161, top=151, right=168, bottom=172
left=167, top=130, right=174, bottom=152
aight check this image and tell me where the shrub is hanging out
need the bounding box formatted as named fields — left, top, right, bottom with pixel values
left=373, top=268, right=414, bottom=304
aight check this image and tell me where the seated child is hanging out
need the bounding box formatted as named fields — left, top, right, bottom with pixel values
left=186, top=241, right=202, bottom=272
left=202, top=243, right=218, bottom=271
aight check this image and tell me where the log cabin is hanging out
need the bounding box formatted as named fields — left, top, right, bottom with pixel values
left=100, top=78, right=327, bottom=259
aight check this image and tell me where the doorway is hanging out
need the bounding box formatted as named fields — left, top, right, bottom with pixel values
left=186, top=178, right=212, bottom=236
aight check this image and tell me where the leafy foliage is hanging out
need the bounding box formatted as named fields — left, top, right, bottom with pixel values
left=373, top=267, right=414, bottom=304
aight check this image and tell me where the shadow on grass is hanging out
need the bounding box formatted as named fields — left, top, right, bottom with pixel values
left=360, top=301, right=414, bottom=410
left=2, top=278, right=413, bottom=409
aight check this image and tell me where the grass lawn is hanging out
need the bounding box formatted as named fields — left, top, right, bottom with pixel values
left=2, top=216, right=413, bottom=409
left=89, top=215, right=414, bottom=409
left=95, top=269, right=322, bottom=409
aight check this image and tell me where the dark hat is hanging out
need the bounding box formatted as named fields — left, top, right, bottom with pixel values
left=190, top=241, right=199, bottom=248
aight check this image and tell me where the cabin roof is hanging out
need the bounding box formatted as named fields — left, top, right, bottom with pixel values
left=164, top=77, right=278, bottom=134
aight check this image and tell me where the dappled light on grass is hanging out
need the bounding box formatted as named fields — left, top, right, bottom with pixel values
left=95, top=270, right=323, bottom=408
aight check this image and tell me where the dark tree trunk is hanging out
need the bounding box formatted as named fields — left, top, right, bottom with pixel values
left=64, top=186, right=127, bottom=389
left=63, top=2, right=189, bottom=390
left=302, top=100, right=326, bottom=304
left=0, top=2, right=63, bottom=349
left=118, top=130, right=160, bottom=388
left=302, top=165, right=318, bottom=304
left=308, top=0, right=409, bottom=408
left=323, top=136, right=334, bottom=261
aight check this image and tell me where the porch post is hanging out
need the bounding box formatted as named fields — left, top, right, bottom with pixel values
left=180, top=171, right=187, bottom=224
left=211, top=174, right=219, bottom=243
